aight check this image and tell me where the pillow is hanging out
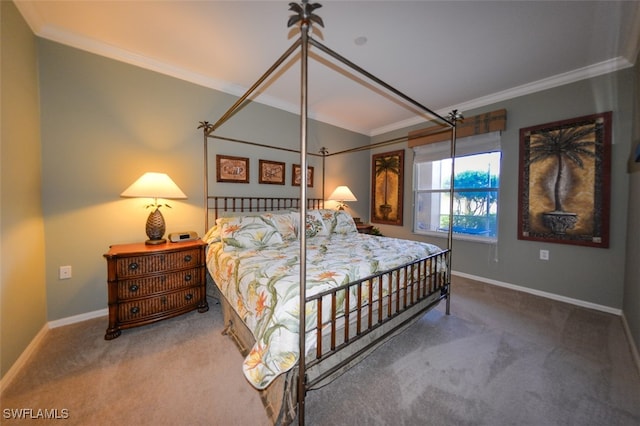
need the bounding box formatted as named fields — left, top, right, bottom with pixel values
left=264, top=212, right=297, bottom=241
left=203, top=224, right=222, bottom=244
left=220, top=216, right=283, bottom=250
left=314, top=209, right=338, bottom=234
left=333, top=211, right=358, bottom=234
left=202, top=216, right=234, bottom=244
left=218, top=209, right=292, bottom=218
left=304, top=211, right=328, bottom=238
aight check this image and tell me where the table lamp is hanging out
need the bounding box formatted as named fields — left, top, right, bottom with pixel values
left=328, top=185, right=357, bottom=210
left=121, top=172, right=187, bottom=245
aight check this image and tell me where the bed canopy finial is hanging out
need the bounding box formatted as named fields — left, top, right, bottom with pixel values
left=447, top=109, right=464, bottom=123
left=288, top=1, right=324, bottom=29
left=197, top=121, right=214, bottom=134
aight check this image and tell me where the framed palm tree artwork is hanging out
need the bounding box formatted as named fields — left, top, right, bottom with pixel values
left=518, top=112, right=611, bottom=248
left=371, top=150, right=404, bottom=226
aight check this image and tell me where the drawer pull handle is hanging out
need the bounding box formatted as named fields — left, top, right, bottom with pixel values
left=184, top=274, right=192, bottom=282
left=130, top=306, right=140, bottom=314
left=185, top=294, right=193, bottom=301
left=128, top=262, right=139, bottom=271
left=129, top=284, right=139, bottom=292
left=184, top=255, right=192, bottom=262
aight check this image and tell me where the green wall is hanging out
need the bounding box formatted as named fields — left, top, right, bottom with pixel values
left=373, top=69, right=635, bottom=311
left=37, top=39, right=369, bottom=322
left=1, top=1, right=48, bottom=379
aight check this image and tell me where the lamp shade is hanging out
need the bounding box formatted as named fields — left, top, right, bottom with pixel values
left=120, top=172, right=187, bottom=245
left=328, top=185, right=357, bottom=210
left=120, top=172, right=187, bottom=199
left=328, top=186, right=357, bottom=202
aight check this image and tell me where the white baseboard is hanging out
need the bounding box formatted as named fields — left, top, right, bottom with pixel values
left=0, top=324, right=48, bottom=395
left=1, top=308, right=107, bottom=393
left=48, top=308, right=107, bottom=329
left=452, top=271, right=622, bottom=315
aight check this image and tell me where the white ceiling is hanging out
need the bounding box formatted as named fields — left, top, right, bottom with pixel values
left=15, top=1, right=640, bottom=136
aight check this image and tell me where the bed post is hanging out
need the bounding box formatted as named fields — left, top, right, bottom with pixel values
left=298, top=18, right=309, bottom=426
left=298, top=24, right=309, bottom=422
left=288, top=2, right=325, bottom=424
left=197, top=121, right=214, bottom=231
left=320, top=147, right=328, bottom=199
left=445, top=110, right=463, bottom=315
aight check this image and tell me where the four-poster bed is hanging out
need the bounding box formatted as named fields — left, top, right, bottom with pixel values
left=197, top=2, right=460, bottom=424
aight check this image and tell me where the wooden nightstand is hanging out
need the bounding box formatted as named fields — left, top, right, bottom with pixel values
left=104, top=239, right=209, bottom=340
left=356, top=223, right=374, bottom=234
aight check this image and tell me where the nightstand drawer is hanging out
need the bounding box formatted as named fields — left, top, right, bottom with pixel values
left=118, top=287, right=204, bottom=323
left=117, top=267, right=202, bottom=299
left=105, top=240, right=209, bottom=340
left=115, top=248, right=202, bottom=277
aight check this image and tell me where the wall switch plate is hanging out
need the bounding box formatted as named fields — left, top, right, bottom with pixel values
left=59, top=265, right=72, bottom=279
left=539, top=250, right=549, bottom=261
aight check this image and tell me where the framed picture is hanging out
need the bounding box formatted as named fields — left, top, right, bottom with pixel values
left=292, top=165, right=314, bottom=187
left=518, top=112, right=611, bottom=247
left=371, top=149, right=404, bottom=226
left=259, top=160, right=286, bottom=185
left=216, top=154, right=249, bottom=183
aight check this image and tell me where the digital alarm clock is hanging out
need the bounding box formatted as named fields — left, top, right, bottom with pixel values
left=168, top=231, right=199, bottom=242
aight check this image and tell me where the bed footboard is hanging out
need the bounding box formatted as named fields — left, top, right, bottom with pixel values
left=304, top=248, right=450, bottom=389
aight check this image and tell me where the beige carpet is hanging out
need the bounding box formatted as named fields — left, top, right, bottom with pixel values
left=2, top=277, right=639, bottom=425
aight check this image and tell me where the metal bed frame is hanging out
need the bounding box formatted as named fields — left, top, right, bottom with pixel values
left=198, top=2, right=461, bottom=424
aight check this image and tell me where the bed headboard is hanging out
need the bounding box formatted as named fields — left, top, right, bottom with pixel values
left=207, top=196, right=324, bottom=228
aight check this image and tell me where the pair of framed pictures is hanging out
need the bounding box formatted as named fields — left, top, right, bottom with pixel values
left=216, top=155, right=313, bottom=186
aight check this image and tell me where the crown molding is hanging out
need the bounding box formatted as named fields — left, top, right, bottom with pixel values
left=372, top=56, right=634, bottom=137
left=33, top=24, right=372, bottom=135
left=24, top=21, right=636, bottom=138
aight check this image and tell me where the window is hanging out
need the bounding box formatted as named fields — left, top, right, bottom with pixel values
left=413, top=132, right=501, bottom=241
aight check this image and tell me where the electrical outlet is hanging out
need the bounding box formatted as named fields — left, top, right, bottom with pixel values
left=59, top=265, right=72, bottom=279
left=539, top=250, right=549, bottom=261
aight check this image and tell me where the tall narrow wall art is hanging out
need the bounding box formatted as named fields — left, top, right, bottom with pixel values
left=518, top=112, right=611, bottom=247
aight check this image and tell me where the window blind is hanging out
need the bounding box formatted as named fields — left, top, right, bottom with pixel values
left=413, top=131, right=502, bottom=162
left=408, top=109, right=507, bottom=147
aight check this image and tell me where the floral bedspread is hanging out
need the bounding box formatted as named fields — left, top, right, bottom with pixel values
left=206, top=230, right=442, bottom=389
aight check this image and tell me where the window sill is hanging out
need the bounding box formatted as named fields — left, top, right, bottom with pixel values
left=414, top=230, right=497, bottom=245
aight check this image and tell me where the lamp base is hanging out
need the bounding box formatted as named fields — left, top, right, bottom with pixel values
left=145, top=208, right=167, bottom=245
left=145, top=238, right=167, bottom=245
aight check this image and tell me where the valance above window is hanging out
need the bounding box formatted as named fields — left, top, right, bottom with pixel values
left=408, top=109, right=507, bottom=148
left=413, top=131, right=502, bottom=162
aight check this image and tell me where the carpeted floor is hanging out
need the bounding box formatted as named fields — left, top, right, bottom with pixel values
left=2, top=277, right=639, bottom=425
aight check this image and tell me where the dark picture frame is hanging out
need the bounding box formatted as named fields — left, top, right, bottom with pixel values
left=259, top=160, right=286, bottom=185
left=292, top=165, right=314, bottom=187
left=216, top=154, right=250, bottom=183
left=518, top=112, right=611, bottom=248
left=371, top=149, right=404, bottom=226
